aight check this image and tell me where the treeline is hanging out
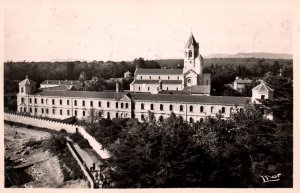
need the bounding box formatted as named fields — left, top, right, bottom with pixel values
left=4, top=57, right=292, bottom=96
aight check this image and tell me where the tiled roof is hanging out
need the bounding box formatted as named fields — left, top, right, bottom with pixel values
left=235, top=79, right=252, bottom=84
left=252, top=81, right=273, bottom=92
left=135, top=68, right=183, bottom=75
left=183, top=85, right=210, bottom=94
left=131, top=93, right=250, bottom=105
left=185, top=33, right=199, bottom=48
left=41, top=85, right=74, bottom=91
left=132, top=79, right=182, bottom=84
left=31, top=90, right=124, bottom=100
left=30, top=89, right=249, bottom=105
left=19, top=77, right=35, bottom=85
left=41, top=80, right=78, bottom=85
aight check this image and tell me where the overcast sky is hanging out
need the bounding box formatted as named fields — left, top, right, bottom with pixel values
left=3, top=0, right=293, bottom=62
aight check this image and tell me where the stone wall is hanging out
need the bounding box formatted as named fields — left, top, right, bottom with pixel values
left=4, top=113, right=110, bottom=159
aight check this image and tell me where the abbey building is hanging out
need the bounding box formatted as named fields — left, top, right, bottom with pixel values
left=130, top=33, right=211, bottom=95
left=16, top=33, right=274, bottom=123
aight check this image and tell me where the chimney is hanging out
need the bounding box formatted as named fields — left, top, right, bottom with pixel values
left=116, top=82, right=120, bottom=93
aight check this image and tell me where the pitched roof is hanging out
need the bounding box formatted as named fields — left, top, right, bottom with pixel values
left=183, top=85, right=211, bottom=94
left=132, top=79, right=182, bottom=85
left=41, top=80, right=78, bottom=85
left=252, top=81, right=273, bottom=92
left=19, top=76, right=36, bottom=85
left=31, top=90, right=124, bottom=100
left=41, top=85, right=74, bottom=91
left=131, top=93, right=250, bottom=105
left=135, top=68, right=183, bottom=75
left=235, top=79, right=252, bottom=84
left=185, top=33, right=199, bottom=48
left=30, top=89, right=249, bottom=105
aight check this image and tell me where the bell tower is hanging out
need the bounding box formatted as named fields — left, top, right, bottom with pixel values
left=183, top=33, right=203, bottom=75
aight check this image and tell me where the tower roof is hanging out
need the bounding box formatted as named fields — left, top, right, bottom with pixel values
left=19, top=76, right=36, bottom=85
left=185, top=33, right=199, bottom=48
left=252, top=81, right=273, bottom=92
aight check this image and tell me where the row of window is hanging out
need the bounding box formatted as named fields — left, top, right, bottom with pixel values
left=139, top=76, right=180, bottom=80
left=140, top=103, right=242, bottom=114
left=138, top=87, right=179, bottom=91
left=140, top=114, right=202, bottom=123
left=26, top=97, right=129, bottom=109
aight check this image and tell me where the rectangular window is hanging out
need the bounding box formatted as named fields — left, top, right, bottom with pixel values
left=67, top=100, right=70, bottom=105
left=60, top=109, right=63, bottom=115
left=60, top=100, right=62, bottom=105
left=90, top=101, right=93, bottom=107
left=261, top=95, right=265, bottom=99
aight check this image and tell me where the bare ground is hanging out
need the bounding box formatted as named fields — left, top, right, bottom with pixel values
left=5, top=124, right=89, bottom=188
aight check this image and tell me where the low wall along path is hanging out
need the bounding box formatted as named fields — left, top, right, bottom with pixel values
left=4, top=113, right=110, bottom=159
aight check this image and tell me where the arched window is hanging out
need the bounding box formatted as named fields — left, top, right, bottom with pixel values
left=24, top=107, right=26, bottom=112
left=29, top=98, right=32, bottom=103
left=41, top=98, right=44, bottom=104
left=190, top=105, right=194, bottom=112
left=75, top=110, right=77, bottom=116
left=98, top=101, right=101, bottom=107
left=158, top=76, right=160, bottom=79
left=74, top=100, right=77, bottom=106
left=90, top=101, right=93, bottom=107
left=140, top=76, right=142, bottom=79
left=30, top=108, right=32, bottom=113
left=82, top=100, right=85, bottom=106
left=116, top=102, right=118, bottom=108
left=83, top=111, right=85, bottom=116
left=167, top=87, right=169, bottom=90
left=21, top=87, right=24, bottom=93
left=46, top=108, right=49, bottom=114
left=169, top=105, right=173, bottom=111
left=52, top=99, right=55, bottom=105
left=189, top=50, right=193, bottom=57
left=176, top=87, right=178, bottom=90
left=53, top=109, right=55, bottom=114
left=67, top=110, right=70, bottom=116
left=42, top=108, right=44, bottom=114
left=125, top=103, right=129, bottom=108
left=60, top=109, right=62, bottom=115
left=116, top=113, right=118, bottom=118
left=121, top=103, right=124, bottom=108
left=177, top=76, right=179, bottom=80
left=160, top=104, right=164, bottom=111
left=168, top=76, right=170, bottom=80
left=148, top=87, right=150, bottom=91
left=138, top=87, right=140, bottom=91
left=107, top=101, right=110, bottom=108
left=180, top=105, right=184, bottom=112
left=230, top=107, right=234, bottom=115
left=200, top=106, right=204, bottom=112
left=200, top=118, right=204, bottom=123
left=21, top=97, right=24, bottom=103
left=211, top=106, right=214, bottom=113
left=67, top=100, right=70, bottom=105
left=60, top=99, right=62, bottom=105
left=141, top=103, right=144, bottom=110
left=222, top=107, right=226, bottom=114
left=107, top=112, right=110, bottom=119
left=34, top=108, right=37, bottom=113
left=150, top=104, right=154, bottom=110
left=149, top=76, right=151, bottom=79
left=141, top=114, right=145, bottom=120
left=189, top=117, right=194, bottom=123
left=34, top=98, right=37, bottom=104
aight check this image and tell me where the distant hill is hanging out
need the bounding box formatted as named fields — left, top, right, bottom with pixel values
left=205, top=52, right=292, bottom=60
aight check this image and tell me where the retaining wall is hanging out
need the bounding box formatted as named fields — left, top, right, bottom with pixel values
left=4, top=113, right=110, bottom=159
